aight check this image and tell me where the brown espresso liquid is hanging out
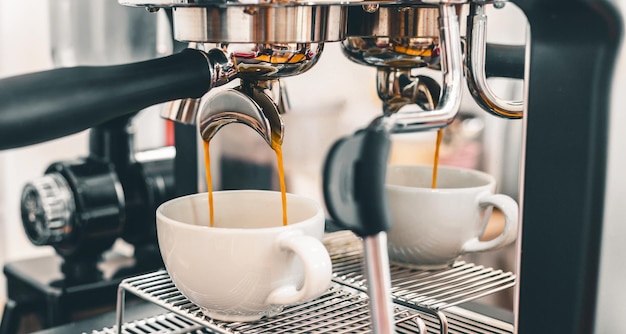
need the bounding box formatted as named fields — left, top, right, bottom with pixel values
left=271, top=135, right=288, bottom=226
left=203, top=133, right=288, bottom=228
left=432, top=128, right=443, bottom=189
left=203, top=141, right=215, bottom=227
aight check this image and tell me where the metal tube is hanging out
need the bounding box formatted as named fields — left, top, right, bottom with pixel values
left=384, top=4, right=464, bottom=133
left=465, top=3, right=524, bottom=118
left=362, top=233, right=395, bottom=333
left=116, top=285, right=126, bottom=333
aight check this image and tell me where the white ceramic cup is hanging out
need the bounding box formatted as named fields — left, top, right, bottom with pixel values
left=385, top=165, right=519, bottom=269
left=156, top=190, right=332, bottom=322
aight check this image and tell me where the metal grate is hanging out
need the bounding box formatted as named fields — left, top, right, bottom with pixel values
left=324, top=231, right=516, bottom=311
left=112, top=271, right=424, bottom=334
left=92, top=231, right=516, bottom=334
left=89, top=305, right=512, bottom=334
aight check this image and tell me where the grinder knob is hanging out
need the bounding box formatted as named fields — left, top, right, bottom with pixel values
left=20, top=159, right=124, bottom=260
left=21, top=173, right=75, bottom=245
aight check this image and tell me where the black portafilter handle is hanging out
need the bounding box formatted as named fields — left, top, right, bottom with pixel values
left=323, top=127, right=392, bottom=237
left=0, top=48, right=211, bottom=150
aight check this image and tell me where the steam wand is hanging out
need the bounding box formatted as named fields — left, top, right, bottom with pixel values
left=323, top=119, right=396, bottom=333
left=323, top=3, right=462, bottom=332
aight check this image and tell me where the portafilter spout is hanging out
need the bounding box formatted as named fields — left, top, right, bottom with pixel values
left=342, top=3, right=463, bottom=132
left=383, top=4, right=464, bottom=132
left=198, top=81, right=285, bottom=147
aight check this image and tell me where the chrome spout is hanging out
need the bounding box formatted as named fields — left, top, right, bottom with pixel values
left=377, top=69, right=441, bottom=113
left=465, top=2, right=524, bottom=118
left=378, top=4, right=463, bottom=133
left=198, top=83, right=284, bottom=147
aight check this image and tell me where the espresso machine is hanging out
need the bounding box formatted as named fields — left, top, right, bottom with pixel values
left=0, top=0, right=624, bottom=333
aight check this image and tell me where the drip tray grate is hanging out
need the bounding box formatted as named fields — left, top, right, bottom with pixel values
left=110, top=271, right=424, bottom=334
left=89, top=305, right=512, bottom=334
left=91, top=231, right=516, bottom=333
left=324, top=231, right=516, bottom=311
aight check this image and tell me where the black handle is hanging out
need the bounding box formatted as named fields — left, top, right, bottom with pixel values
left=486, top=43, right=526, bottom=79
left=323, top=128, right=392, bottom=238
left=0, top=48, right=211, bottom=150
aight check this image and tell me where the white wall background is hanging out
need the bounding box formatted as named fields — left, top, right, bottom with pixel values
left=0, top=1, right=81, bottom=305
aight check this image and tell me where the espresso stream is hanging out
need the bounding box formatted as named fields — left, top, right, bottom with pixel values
left=431, top=128, right=444, bottom=189
left=203, top=135, right=288, bottom=228
left=202, top=126, right=439, bottom=227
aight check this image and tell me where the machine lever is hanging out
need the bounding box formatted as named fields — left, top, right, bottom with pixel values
left=0, top=48, right=212, bottom=150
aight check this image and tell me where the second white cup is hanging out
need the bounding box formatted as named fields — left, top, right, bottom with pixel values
left=385, top=165, right=519, bottom=269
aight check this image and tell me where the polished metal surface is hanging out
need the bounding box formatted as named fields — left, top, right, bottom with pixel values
left=161, top=97, right=203, bottom=123
left=238, top=81, right=285, bottom=143
left=377, top=69, right=441, bottom=112
left=341, top=6, right=440, bottom=68
left=120, top=0, right=467, bottom=8
left=172, top=6, right=345, bottom=43
left=362, top=233, right=398, bottom=334
left=254, top=80, right=291, bottom=115
left=342, top=35, right=439, bottom=69
left=198, top=85, right=284, bottom=146
left=222, top=42, right=324, bottom=80
left=159, top=46, right=236, bottom=125
left=465, top=3, right=523, bottom=118
left=372, top=4, right=463, bottom=133
left=162, top=43, right=319, bottom=125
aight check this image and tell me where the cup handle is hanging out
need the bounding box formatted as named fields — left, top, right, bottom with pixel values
left=265, top=231, right=333, bottom=305
left=461, top=193, right=519, bottom=253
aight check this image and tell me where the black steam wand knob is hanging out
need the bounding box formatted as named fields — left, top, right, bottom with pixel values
left=323, top=121, right=395, bottom=333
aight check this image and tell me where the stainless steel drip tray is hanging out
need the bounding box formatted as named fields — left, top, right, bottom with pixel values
left=91, top=231, right=515, bottom=333
left=90, top=307, right=512, bottom=334
left=324, top=231, right=516, bottom=312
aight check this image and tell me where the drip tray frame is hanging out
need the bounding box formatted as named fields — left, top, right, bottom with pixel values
left=98, top=231, right=515, bottom=334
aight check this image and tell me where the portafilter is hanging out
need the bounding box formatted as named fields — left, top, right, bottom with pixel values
left=0, top=0, right=346, bottom=150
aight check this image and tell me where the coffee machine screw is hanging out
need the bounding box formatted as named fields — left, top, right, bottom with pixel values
left=362, top=4, right=379, bottom=13
left=145, top=7, right=160, bottom=13
left=243, top=6, right=259, bottom=15
left=493, top=1, right=506, bottom=9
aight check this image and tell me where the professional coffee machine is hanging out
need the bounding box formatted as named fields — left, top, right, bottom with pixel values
left=0, top=0, right=623, bottom=333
